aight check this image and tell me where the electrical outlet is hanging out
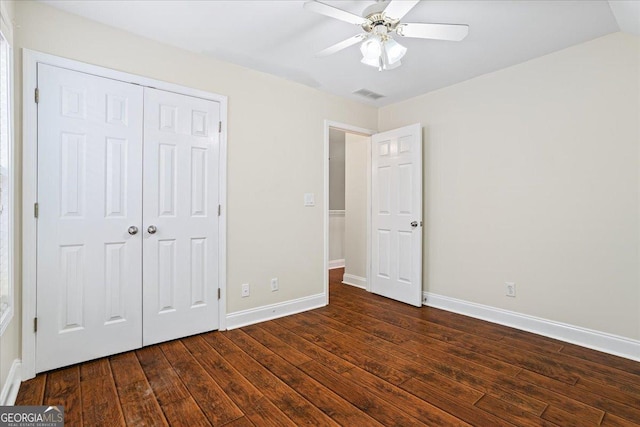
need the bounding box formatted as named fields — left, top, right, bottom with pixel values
left=241, top=283, right=250, bottom=298
left=505, top=282, right=516, bottom=297
left=270, top=277, right=279, bottom=292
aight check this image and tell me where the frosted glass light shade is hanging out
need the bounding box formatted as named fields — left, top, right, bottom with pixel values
left=384, top=38, right=407, bottom=65
left=360, top=35, right=406, bottom=70
left=360, top=37, right=382, bottom=61
left=361, top=55, right=380, bottom=67
left=383, top=59, right=402, bottom=70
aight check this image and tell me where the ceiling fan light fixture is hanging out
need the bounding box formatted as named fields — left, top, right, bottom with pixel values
left=360, top=35, right=406, bottom=71
left=384, top=37, right=407, bottom=65
left=305, top=0, right=469, bottom=71
left=383, top=59, right=402, bottom=70
left=360, top=37, right=382, bottom=61
left=361, top=55, right=380, bottom=68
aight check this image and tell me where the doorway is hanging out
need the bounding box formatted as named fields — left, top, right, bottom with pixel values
left=324, top=121, right=373, bottom=303
left=324, top=120, right=424, bottom=308
left=328, top=128, right=370, bottom=289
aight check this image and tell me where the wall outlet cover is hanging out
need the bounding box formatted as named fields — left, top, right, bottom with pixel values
left=505, top=282, right=516, bottom=297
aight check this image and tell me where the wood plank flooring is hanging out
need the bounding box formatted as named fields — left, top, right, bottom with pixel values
left=16, top=268, right=640, bottom=426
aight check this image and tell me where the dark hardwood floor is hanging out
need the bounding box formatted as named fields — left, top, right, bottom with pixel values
left=16, top=268, right=640, bottom=426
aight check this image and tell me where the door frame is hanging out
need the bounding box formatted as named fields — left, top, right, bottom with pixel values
left=323, top=120, right=375, bottom=304
left=22, top=49, right=228, bottom=379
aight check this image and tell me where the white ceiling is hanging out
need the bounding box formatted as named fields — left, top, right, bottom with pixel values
left=40, top=1, right=628, bottom=106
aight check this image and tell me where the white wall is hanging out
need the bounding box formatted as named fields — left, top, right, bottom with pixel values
left=379, top=32, right=640, bottom=341
left=328, top=129, right=346, bottom=266
left=328, top=211, right=345, bottom=266
left=343, top=133, right=369, bottom=284
left=12, top=1, right=377, bottom=320
left=329, top=128, right=345, bottom=211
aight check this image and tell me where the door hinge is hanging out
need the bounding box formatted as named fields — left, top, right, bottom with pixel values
left=35, top=88, right=39, bottom=104
left=218, top=288, right=221, bottom=300
left=34, top=317, right=38, bottom=333
left=34, top=202, right=39, bottom=218
left=218, top=121, right=222, bottom=133
left=218, top=204, right=221, bottom=216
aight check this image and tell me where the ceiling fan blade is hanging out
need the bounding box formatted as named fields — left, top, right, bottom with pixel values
left=383, top=0, right=420, bottom=20
left=304, top=1, right=367, bottom=26
left=396, top=23, right=469, bottom=41
left=316, top=34, right=365, bottom=57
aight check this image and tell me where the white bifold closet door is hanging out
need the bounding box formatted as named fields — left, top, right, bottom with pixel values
left=36, top=64, right=220, bottom=373
left=36, top=64, right=144, bottom=372
left=142, top=87, right=220, bottom=346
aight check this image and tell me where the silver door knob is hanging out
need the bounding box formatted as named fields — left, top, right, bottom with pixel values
left=128, top=226, right=139, bottom=235
left=147, top=225, right=157, bottom=234
left=411, top=221, right=419, bottom=228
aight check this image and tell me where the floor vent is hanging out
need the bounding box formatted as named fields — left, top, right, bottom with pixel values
left=353, top=88, right=385, bottom=100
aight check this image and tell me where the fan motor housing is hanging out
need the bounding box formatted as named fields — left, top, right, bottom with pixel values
left=362, top=12, right=400, bottom=33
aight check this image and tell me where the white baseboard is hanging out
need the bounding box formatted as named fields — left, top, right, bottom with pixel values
left=0, top=359, right=22, bottom=406
left=226, top=293, right=326, bottom=330
left=424, top=292, right=640, bottom=362
left=328, top=259, right=345, bottom=269
left=342, top=273, right=367, bottom=289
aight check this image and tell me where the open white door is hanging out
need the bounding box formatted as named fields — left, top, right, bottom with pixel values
left=371, top=124, right=423, bottom=306
left=142, top=88, right=220, bottom=345
left=36, top=64, right=144, bottom=372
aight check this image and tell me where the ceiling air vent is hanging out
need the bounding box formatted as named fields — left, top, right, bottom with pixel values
left=353, top=88, right=385, bottom=100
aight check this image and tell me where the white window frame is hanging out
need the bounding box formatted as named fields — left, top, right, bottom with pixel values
left=0, top=5, right=14, bottom=337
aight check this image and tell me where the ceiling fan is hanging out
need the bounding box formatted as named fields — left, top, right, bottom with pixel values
left=304, top=0, right=469, bottom=71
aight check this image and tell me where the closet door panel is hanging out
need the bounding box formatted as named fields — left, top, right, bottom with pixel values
left=36, top=64, right=143, bottom=372
left=142, top=88, right=220, bottom=345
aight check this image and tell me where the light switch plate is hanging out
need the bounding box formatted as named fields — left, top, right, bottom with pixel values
left=304, top=193, right=315, bottom=207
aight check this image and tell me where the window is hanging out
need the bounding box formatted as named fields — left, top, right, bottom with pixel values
left=0, top=25, right=12, bottom=335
